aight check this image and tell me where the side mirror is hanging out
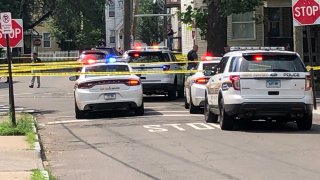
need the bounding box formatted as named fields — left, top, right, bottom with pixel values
left=69, top=76, right=78, bottom=81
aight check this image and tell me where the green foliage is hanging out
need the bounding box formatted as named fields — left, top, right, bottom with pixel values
left=0, top=114, right=34, bottom=135
left=49, top=0, right=106, bottom=50
left=178, top=0, right=263, bottom=40
left=136, top=0, right=164, bottom=45
left=31, top=169, right=46, bottom=180
left=177, top=6, right=208, bottom=38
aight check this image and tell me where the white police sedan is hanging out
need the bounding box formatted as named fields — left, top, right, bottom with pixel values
left=70, top=62, right=144, bottom=119
left=184, top=59, right=221, bottom=114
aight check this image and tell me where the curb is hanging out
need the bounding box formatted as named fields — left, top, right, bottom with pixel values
left=32, top=118, right=49, bottom=180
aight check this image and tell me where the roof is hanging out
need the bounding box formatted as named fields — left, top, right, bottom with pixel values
left=225, top=50, right=298, bottom=57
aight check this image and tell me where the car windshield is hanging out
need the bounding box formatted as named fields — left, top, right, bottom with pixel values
left=203, top=63, right=219, bottom=71
left=85, top=65, right=130, bottom=77
left=240, top=54, right=307, bottom=72
left=127, top=52, right=170, bottom=63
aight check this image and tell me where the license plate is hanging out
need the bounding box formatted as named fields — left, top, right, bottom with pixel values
left=104, top=93, right=116, bottom=100
left=266, top=79, right=281, bottom=88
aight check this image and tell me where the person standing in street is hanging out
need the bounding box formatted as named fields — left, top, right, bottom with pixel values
left=187, top=45, right=199, bottom=70
left=29, top=53, right=41, bottom=88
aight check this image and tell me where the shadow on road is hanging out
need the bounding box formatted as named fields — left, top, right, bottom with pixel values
left=233, top=120, right=320, bottom=134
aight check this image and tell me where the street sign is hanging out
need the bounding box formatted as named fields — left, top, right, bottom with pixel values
left=292, top=0, right=320, bottom=26
left=33, top=38, right=41, bottom=46
left=32, top=35, right=42, bottom=39
left=0, top=12, right=12, bottom=34
left=0, top=19, right=23, bottom=48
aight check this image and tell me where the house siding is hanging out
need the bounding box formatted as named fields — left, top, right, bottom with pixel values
left=227, top=6, right=264, bottom=47
left=105, top=0, right=124, bottom=48
left=34, top=23, right=61, bottom=51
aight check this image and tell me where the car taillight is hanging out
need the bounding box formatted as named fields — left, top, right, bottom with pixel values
left=125, top=79, right=141, bottom=86
left=162, top=65, right=170, bottom=71
left=77, top=82, right=95, bottom=89
left=305, top=75, right=311, bottom=91
left=195, top=77, right=209, bottom=84
left=229, top=75, right=240, bottom=90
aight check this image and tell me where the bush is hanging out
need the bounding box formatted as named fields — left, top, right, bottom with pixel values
left=0, top=114, right=34, bottom=136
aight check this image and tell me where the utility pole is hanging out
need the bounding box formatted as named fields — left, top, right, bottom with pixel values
left=124, top=0, right=133, bottom=51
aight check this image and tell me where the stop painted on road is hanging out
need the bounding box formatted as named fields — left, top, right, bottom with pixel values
left=143, top=123, right=220, bottom=133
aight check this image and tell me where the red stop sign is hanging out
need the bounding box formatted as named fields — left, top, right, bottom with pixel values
left=293, top=0, right=320, bottom=25
left=0, top=19, right=23, bottom=48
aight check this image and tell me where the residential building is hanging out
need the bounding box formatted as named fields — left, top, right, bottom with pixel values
left=180, top=0, right=207, bottom=56
left=25, top=22, right=61, bottom=54
left=227, top=0, right=320, bottom=65
left=105, top=0, right=125, bottom=49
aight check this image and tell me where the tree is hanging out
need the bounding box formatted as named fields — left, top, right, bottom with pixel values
left=49, top=0, right=106, bottom=50
left=178, top=0, right=263, bottom=56
left=135, top=0, right=164, bottom=45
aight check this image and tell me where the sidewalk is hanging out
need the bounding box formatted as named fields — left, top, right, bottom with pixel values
left=0, top=123, right=47, bottom=180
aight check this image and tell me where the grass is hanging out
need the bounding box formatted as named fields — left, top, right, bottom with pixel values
left=0, top=113, right=36, bottom=148
left=31, top=169, right=46, bottom=180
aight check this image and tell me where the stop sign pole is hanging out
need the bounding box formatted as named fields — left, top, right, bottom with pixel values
left=0, top=12, right=16, bottom=126
left=292, top=0, right=320, bottom=109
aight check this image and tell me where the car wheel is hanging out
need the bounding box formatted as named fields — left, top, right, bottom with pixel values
left=168, top=85, right=177, bottom=100
left=189, top=96, right=200, bottom=114
left=219, top=98, right=234, bottom=130
left=297, top=113, right=312, bottom=130
left=134, top=102, right=144, bottom=116
left=204, top=96, right=218, bottom=123
left=184, top=97, right=189, bottom=109
left=75, top=101, right=86, bottom=119
left=178, top=89, right=184, bottom=98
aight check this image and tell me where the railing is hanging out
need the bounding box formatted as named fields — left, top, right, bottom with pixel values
left=38, top=50, right=80, bottom=61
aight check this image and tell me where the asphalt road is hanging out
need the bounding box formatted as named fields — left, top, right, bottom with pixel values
left=1, top=77, right=320, bottom=180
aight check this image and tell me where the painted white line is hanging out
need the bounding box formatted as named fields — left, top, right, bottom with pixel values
left=145, top=110, right=189, bottom=113
left=207, top=123, right=221, bottom=129
left=313, top=111, right=320, bottom=115
left=47, top=119, right=94, bottom=125
left=151, top=114, right=203, bottom=117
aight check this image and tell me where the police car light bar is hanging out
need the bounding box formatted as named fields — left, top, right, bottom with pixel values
left=144, top=46, right=169, bottom=50
left=230, top=47, right=285, bottom=51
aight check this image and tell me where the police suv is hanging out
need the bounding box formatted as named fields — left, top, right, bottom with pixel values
left=124, top=46, right=184, bottom=100
left=204, top=47, right=313, bottom=130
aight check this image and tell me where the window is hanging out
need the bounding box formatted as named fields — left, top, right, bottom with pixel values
left=268, top=8, right=281, bottom=37
left=232, top=12, right=255, bottom=39
left=109, top=1, right=115, bottom=17
left=127, top=52, right=170, bottom=63
left=240, top=54, right=306, bottom=72
left=110, top=30, right=115, bottom=43
left=228, top=57, right=241, bottom=72
left=43, top=33, right=51, bottom=48
left=216, top=56, right=229, bottom=74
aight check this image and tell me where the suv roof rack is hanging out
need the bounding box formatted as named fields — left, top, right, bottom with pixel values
left=230, top=47, right=285, bottom=51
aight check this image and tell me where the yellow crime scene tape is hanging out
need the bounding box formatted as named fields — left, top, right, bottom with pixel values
left=0, top=70, right=200, bottom=77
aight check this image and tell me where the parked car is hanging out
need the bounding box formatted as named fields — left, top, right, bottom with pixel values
left=204, top=47, right=313, bottom=130
left=70, top=62, right=144, bottom=119
left=124, top=46, right=184, bottom=100
left=184, top=58, right=221, bottom=114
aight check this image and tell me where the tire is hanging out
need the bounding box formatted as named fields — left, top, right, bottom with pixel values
left=189, top=95, right=200, bottom=114
left=134, top=102, right=144, bottom=116
left=184, top=97, right=189, bottom=109
left=219, top=98, right=234, bottom=130
left=297, top=113, right=312, bottom=130
left=204, top=96, right=218, bottom=123
left=75, top=101, right=86, bottom=119
left=178, top=89, right=184, bottom=98
left=168, top=86, right=177, bottom=100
